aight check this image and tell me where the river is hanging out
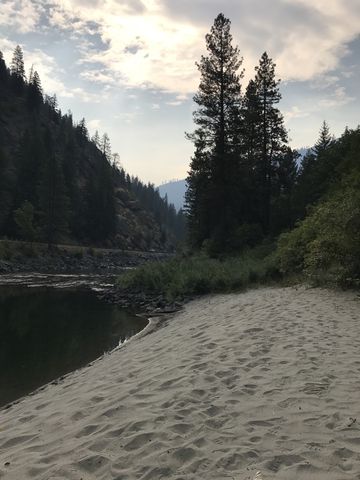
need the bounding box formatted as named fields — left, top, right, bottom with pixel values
left=0, top=275, right=147, bottom=408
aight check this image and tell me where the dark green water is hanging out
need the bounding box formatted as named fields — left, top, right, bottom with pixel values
left=0, top=286, right=147, bottom=408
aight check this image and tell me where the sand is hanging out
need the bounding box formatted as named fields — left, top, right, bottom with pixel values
left=1, top=286, right=360, bottom=480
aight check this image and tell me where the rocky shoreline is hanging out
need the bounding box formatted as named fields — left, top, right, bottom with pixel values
left=98, top=285, right=188, bottom=316
left=0, top=249, right=172, bottom=274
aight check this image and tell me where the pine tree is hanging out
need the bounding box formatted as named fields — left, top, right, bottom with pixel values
left=293, top=121, right=336, bottom=219
left=185, top=13, right=244, bottom=251
left=251, top=52, right=288, bottom=232
left=10, top=45, right=26, bottom=94
left=313, top=121, right=332, bottom=156
left=185, top=130, right=212, bottom=246
left=10, top=45, right=26, bottom=79
left=76, top=118, right=88, bottom=142
left=91, top=130, right=100, bottom=148
left=100, top=133, right=111, bottom=161
left=27, top=70, right=43, bottom=110
left=271, top=147, right=299, bottom=232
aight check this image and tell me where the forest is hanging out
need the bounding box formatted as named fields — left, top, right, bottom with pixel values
left=120, top=13, right=360, bottom=294
left=184, top=13, right=360, bottom=284
left=0, top=47, right=185, bottom=251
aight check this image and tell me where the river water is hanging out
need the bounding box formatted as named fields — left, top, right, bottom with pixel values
left=0, top=275, right=147, bottom=408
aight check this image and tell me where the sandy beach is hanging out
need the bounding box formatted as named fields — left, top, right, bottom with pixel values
left=1, top=286, right=360, bottom=479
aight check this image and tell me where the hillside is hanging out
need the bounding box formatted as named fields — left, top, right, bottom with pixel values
left=0, top=48, right=185, bottom=251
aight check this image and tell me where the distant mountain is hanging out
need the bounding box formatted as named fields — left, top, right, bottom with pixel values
left=158, top=179, right=186, bottom=211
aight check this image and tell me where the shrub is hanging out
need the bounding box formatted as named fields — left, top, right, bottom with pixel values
left=276, top=182, right=360, bottom=287
left=118, top=245, right=279, bottom=301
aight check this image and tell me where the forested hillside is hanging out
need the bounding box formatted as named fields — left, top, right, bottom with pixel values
left=0, top=47, right=185, bottom=251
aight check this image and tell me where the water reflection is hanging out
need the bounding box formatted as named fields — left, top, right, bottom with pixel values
left=0, top=286, right=147, bottom=407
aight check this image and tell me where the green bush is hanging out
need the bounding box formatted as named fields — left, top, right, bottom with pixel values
left=276, top=182, right=360, bottom=287
left=118, top=245, right=280, bottom=301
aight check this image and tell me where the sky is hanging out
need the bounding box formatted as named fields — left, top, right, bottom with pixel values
left=0, top=0, right=359, bottom=185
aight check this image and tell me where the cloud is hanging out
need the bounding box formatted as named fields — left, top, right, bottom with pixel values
left=284, top=106, right=310, bottom=121
left=87, top=118, right=101, bottom=133
left=114, top=110, right=141, bottom=124
left=62, top=87, right=109, bottom=103
left=40, top=0, right=359, bottom=96
left=0, top=0, right=41, bottom=34
left=3, top=0, right=359, bottom=96
left=318, top=86, right=355, bottom=108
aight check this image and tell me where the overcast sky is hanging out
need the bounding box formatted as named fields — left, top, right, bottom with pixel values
left=1, top=0, right=359, bottom=184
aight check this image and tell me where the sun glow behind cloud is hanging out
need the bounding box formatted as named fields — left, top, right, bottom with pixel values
left=0, top=0, right=359, bottom=182
left=1, top=0, right=360, bottom=96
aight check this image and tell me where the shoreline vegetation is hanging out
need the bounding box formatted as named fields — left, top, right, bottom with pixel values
left=117, top=245, right=281, bottom=301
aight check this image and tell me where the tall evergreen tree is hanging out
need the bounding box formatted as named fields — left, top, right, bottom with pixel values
left=27, top=70, right=43, bottom=110
left=100, top=133, right=111, bottom=161
left=76, top=118, right=88, bottom=143
left=313, top=121, right=332, bottom=156
left=293, top=121, right=336, bottom=219
left=185, top=13, right=243, bottom=251
left=10, top=45, right=26, bottom=94
left=185, top=131, right=212, bottom=246
left=91, top=130, right=100, bottom=148
left=250, top=52, right=288, bottom=232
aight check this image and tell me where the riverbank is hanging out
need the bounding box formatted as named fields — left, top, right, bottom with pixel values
left=0, top=242, right=171, bottom=274
left=2, top=286, right=360, bottom=479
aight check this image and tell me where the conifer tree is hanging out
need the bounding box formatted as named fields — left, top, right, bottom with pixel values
left=76, top=118, right=88, bottom=142
left=185, top=131, right=212, bottom=246
left=185, top=13, right=244, bottom=251
left=313, top=121, right=332, bottom=156
left=10, top=45, right=26, bottom=94
left=293, top=121, right=335, bottom=219
left=91, top=130, right=100, bottom=148
left=10, top=45, right=26, bottom=79
left=251, top=52, right=288, bottom=232
left=100, top=133, right=111, bottom=161
left=27, top=70, right=43, bottom=110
